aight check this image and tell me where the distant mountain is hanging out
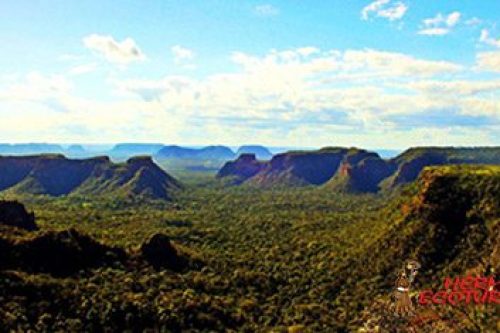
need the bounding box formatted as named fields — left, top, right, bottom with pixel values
left=156, top=145, right=235, bottom=160
left=0, top=155, right=181, bottom=200
left=64, top=144, right=87, bottom=158
left=0, top=143, right=64, bottom=155
left=109, top=143, right=165, bottom=159
left=236, top=145, right=272, bottom=160
left=218, top=146, right=500, bottom=192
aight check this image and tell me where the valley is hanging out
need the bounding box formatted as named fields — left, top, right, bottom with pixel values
left=0, top=150, right=499, bottom=331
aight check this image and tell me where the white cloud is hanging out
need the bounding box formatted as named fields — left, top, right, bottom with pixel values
left=69, top=63, right=98, bottom=76
left=115, top=48, right=467, bottom=135
left=407, top=80, right=500, bottom=96
left=361, top=0, right=408, bottom=21
left=2, top=47, right=498, bottom=148
left=465, top=17, right=482, bottom=26
left=171, top=45, right=196, bottom=69
left=0, top=72, right=72, bottom=102
left=480, top=29, right=500, bottom=48
left=254, top=4, right=279, bottom=17
left=476, top=51, right=500, bottom=72
left=418, top=11, right=461, bottom=36
left=83, top=34, right=145, bottom=65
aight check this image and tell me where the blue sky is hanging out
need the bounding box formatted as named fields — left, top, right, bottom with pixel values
left=0, top=0, right=499, bottom=148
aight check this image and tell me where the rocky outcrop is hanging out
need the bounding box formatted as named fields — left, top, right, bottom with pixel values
left=247, top=148, right=351, bottom=186
left=218, top=148, right=371, bottom=187
left=385, top=147, right=500, bottom=189
left=217, top=146, right=500, bottom=192
left=216, top=154, right=266, bottom=184
left=0, top=155, right=181, bottom=200
left=0, top=200, right=37, bottom=231
left=327, top=151, right=396, bottom=193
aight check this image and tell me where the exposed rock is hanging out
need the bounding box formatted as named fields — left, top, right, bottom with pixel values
left=388, top=151, right=448, bottom=188
left=140, top=233, right=185, bottom=270
left=0, top=200, right=37, bottom=231
left=218, top=146, right=500, bottom=191
left=327, top=150, right=396, bottom=193
left=247, top=148, right=351, bottom=186
left=386, top=147, right=500, bottom=188
left=0, top=155, right=181, bottom=200
left=217, top=154, right=266, bottom=184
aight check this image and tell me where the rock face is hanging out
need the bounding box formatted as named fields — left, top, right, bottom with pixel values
left=218, top=146, right=500, bottom=192
left=216, top=154, right=266, bottom=184
left=327, top=151, right=396, bottom=193
left=385, top=151, right=448, bottom=188
left=385, top=147, right=500, bottom=189
left=140, top=233, right=185, bottom=270
left=218, top=148, right=364, bottom=187
left=248, top=148, right=351, bottom=186
left=0, top=200, right=37, bottom=231
left=0, top=228, right=126, bottom=276
left=0, top=155, right=181, bottom=200
left=236, top=145, right=272, bottom=160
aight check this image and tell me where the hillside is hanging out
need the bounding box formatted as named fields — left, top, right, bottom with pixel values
left=351, top=165, right=500, bottom=331
left=0, top=155, right=181, bottom=200
left=218, top=146, right=500, bottom=192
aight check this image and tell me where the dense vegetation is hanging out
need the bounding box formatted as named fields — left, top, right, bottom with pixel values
left=0, top=165, right=499, bottom=332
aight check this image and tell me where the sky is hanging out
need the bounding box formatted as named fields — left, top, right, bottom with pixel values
left=0, top=0, right=499, bottom=149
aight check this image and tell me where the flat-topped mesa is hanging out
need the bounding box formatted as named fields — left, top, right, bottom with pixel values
left=328, top=150, right=396, bottom=193
left=217, top=153, right=266, bottom=184
left=0, top=155, right=181, bottom=200
left=217, top=146, right=500, bottom=192
left=125, top=155, right=156, bottom=168
left=382, top=147, right=500, bottom=189
left=218, top=147, right=357, bottom=187
left=155, top=145, right=235, bottom=160
left=236, top=145, right=273, bottom=160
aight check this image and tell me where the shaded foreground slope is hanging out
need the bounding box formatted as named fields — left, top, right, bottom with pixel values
left=0, top=155, right=181, bottom=200
left=350, top=165, right=500, bottom=332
